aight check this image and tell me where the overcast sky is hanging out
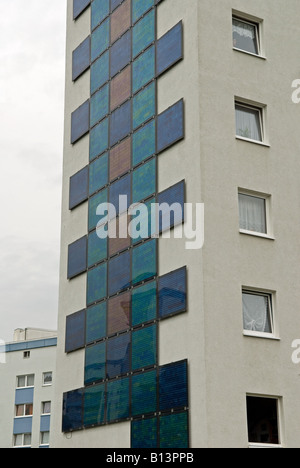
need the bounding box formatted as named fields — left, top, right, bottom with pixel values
left=0, top=1, right=67, bottom=342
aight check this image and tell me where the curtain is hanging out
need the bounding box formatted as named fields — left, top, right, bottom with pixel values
left=239, top=193, right=266, bottom=233
left=235, top=105, right=262, bottom=141
left=232, top=19, right=258, bottom=54
left=243, top=293, right=272, bottom=333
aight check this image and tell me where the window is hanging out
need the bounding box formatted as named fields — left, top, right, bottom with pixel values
left=242, top=291, right=274, bottom=337
left=14, top=434, right=31, bottom=448
left=23, top=351, right=30, bottom=359
left=247, top=396, right=281, bottom=447
left=43, top=372, right=53, bottom=386
left=232, top=17, right=260, bottom=55
left=235, top=102, right=263, bottom=142
left=40, top=432, right=50, bottom=446
left=16, top=404, right=33, bottom=417
left=42, top=402, right=51, bottom=415
left=238, top=192, right=270, bottom=236
left=17, top=375, right=34, bottom=388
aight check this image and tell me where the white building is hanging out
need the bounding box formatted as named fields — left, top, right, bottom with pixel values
left=53, top=0, right=300, bottom=448
left=0, top=329, right=57, bottom=449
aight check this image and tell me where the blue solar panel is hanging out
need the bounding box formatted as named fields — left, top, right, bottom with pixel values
left=159, top=411, right=189, bottom=448
left=110, top=30, right=131, bottom=78
left=65, top=309, right=86, bottom=353
left=91, top=51, right=109, bottom=95
left=87, top=263, right=107, bottom=305
left=84, top=384, right=105, bottom=427
left=108, top=250, right=131, bottom=296
left=91, top=0, right=110, bottom=31
left=133, top=82, right=156, bottom=130
left=68, top=236, right=87, bottom=279
left=89, top=153, right=108, bottom=196
left=132, top=325, right=157, bottom=371
left=106, top=377, right=130, bottom=422
left=69, top=166, right=89, bottom=210
left=73, top=0, right=90, bottom=20
left=132, top=9, right=155, bottom=59
left=72, top=37, right=90, bottom=81
left=110, top=100, right=131, bottom=146
left=86, top=302, right=107, bottom=344
left=89, top=117, right=109, bottom=162
left=90, top=84, right=109, bottom=128
left=156, top=22, right=183, bottom=76
left=158, top=267, right=187, bottom=319
left=91, top=18, right=110, bottom=62
left=71, top=100, right=90, bottom=144
left=131, top=370, right=157, bottom=417
left=132, top=281, right=157, bottom=327
left=132, top=45, right=155, bottom=94
left=88, top=230, right=107, bottom=268
left=85, top=342, right=106, bottom=385
left=159, top=360, right=188, bottom=412
left=132, top=158, right=156, bottom=204
left=157, top=99, right=184, bottom=153
left=132, top=119, right=156, bottom=167
left=62, top=389, right=83, bottom=432
left=157, top=180, right=185, bottom=233
left=131, top=417, right=158, bottom=448
left=132, top=239, right=157, bottom=286
left=109, top=173, right=131, bottom=217
left=132, top=0, right=154, bottom=23
left=107, top=333, right=131, bottom=379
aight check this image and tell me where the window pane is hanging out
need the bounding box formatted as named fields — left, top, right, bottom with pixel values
left=243, top=293, right=272, bottom=333
left=41, top=432, right=50, bottom=445
left=235, top=104, right=262, bottom=141
left=239, top=193, right=266, bottom=234
left=17, top=376, right=26, bottom=388
left=27, top=375, right=35, bottom=387
left=25, top=404, right=33, bottom=416
left=233, top=18, right=259, bottom=55
left=16, top=405, right=24, bottom=417
left=14, top=434, right=23, bottom=446
left=43, top=373, right=52, bottom=385
left=43, top=402, right=51, bottom=414
left=24, top=434, right=32, bottom=446
left=247, top=397, right=279, bottom=445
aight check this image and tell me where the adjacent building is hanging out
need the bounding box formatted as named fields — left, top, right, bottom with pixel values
left=0, top=329, right=57, bottom=449
left=53, top=0, right=300, bottom=448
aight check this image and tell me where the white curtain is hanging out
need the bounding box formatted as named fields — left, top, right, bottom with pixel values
left=239, top=193, right=266, bottom=234
left=233, top=20, right=255, bottom=40
left=235, top=105, right=262, bottom=141
left=243, top=293, right=271, bottom=333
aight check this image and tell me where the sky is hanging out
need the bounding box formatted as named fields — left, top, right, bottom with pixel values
left=0, top=0, right=67, bottom=342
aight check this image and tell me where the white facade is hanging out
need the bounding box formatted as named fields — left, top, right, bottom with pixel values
left=0, top=329, right=57, bottom=449
left=53, top=0, right=300, bottom=448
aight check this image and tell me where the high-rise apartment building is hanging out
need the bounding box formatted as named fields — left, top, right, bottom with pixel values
left=53, top=0, right=300, bottom=448
left=0, top=329, right=57, bottom=449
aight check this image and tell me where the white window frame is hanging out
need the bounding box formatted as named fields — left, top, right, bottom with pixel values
left=13, top=433, right=32, bottom=448
left=238, top=189, right=273, bottom=240
left=235, top=100, right=267, bottom=145
left=242, top=289, right=278, bottom=340
left=40, top=431, right=50, bottom=447
left=232, top=10, right=265, bottom=58
left=16, top=374, right=35, bottom=389
left=42, top=401, right=51, bottom=415
left=246, top=395, right=283, bottom=449
left=15, top=403, right=34, bottom=418
left=42, top=372, right=53, bottom=387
